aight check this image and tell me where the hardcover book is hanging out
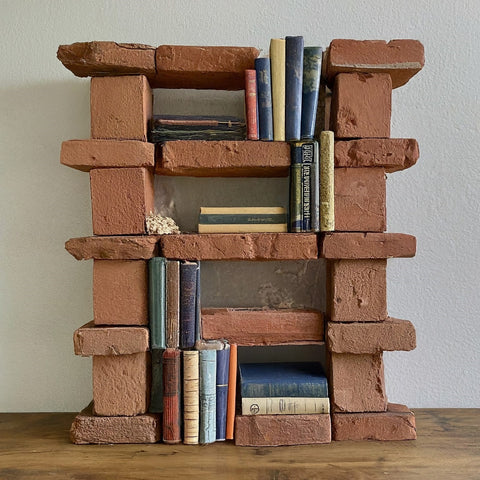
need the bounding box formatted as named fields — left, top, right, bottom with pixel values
left=163, top=348, right=181, bottom=444
left=285, top=36, right=304, bottom=141
left=180, top=261, right=199, bottom=349
left=255, top=57, right=273, bottom=141
left=149, top=348, right=164, bottom=413
left=241, top=396, right=330, bottom=415
left=216, top=342, right=230, bottom=441
left=183, top=350, right=200, bottom=445
left=199, top=348, right=217, bottom=444
left=270, top=38, right=286, bottom=141
left=166, top=260, right=180, bottom=349
left=225, top=343, right=237, bottom=440
left=149, top=257, right=166, bottom=349
left=244, top=69, right=259, bottom=140
left=320, top=131, right=335, bottom=231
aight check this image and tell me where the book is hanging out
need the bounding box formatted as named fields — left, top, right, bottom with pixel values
left=255, top=57, right=273, bottom=141
left=180, top=261, right=199, bottom=349
left=320, top=131, right=335, bottom=232
left=166, top=260, right=180, bottom=349
left=225, top=343, right=237, bottom=440
left=183, top=350, right=199, bottom=445
left=301, top=46, right=323, bottom=139
left=163, top=348, right=181, bottom=444
left=199, top=348, right=216, bottom=444
left=289, top=149, right=303, bottom=232
left=149, top=348, right=164, bottom=413
left=148, top=257, right=166, bottom=349
left=216, top=342, right=230, bottom=441
left=285, top=36, right=304, bottom=141
left=239, top=362, right=328, bottom=398
left=270, top=38, right=286, bottom=141
left=242, top=396, right=330, bottom=415
left=195, top=261, right=201, bottom=343
left=244, top=70, right=259, bottom=140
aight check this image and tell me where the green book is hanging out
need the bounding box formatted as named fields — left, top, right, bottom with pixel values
left=149, top=257, right=166, bottom=349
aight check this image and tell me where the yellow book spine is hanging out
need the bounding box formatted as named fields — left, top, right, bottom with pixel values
left=270, top=38, right=286, bottom=141
left=242, top=397, right=330, bottom=415
left=198, top=224, right=288, bottom=233
left=183, top=351, right=199, bottom=445
left=320, top=130, right=335, bottom=231
left=200, top=206, right=285, bottom=215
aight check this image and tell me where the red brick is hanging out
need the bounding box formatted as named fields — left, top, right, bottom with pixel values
left=332, top=403, right=416, bottom=441
left=60, top=139, right=155, bottom=172
left=157, top=140, right=291, bottom=177
left=326, top=39, right=425, bottom=89
left=329, top=352, right=387, bottom=412
left=73, top=322, right=149, bottom=356
left=327, top=318, right=416, bottom=354
left=90, top=75, right=152, bottom=140
left=334, top=168, right=386, bottom=232
left=235, top=414, right=331, bottom=446
left=93, top=260, right=148, bottom=326
left=332, top=73, right=392, bottom=138
left=90, top=167, right=154, bottom=235
left=93, top=352, right=150, bottom=416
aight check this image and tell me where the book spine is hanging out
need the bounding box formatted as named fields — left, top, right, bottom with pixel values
left=240, top=378, right=328, bottom=398
left=149, top=348, right=164, bottom=413
left=320, top=131, right=335, bottom=232
left=199, top=349, right=216, bottom=444
left=199, top=213, right=287, bottom=225
left=195, top=261, right=201, bottom=342
left=300, top=141, right=319, bottom=232
left=183, top=350, right=199, bottom=445
left=289, top=142, right=303, bottom=232
left=270, top=38, right=286, bottom=141
left=149, top=257, right=166, bottom=349
left=198, top=223, right=287, bottom=234
left=216, top=345, right=230, bottom=441
left=302, top=158, right=312, bottom=231
left=162, top=348, right=181, bottom=444
left=245, top=70, right=259, bottom=140
left=311, top=141, right=320, bottom=232
left=166, top=260, right=180, bottom=349
left=225, top=344, right=237, bottom=440
left=255, top=57, right=273, bottom=141
left=180, top=261, right=198, bottom=349
left=285, top=36, right=304, bottom=142
left=241, top=397, right=330, bottom=415
left=301, top=46, right=323, bottom=139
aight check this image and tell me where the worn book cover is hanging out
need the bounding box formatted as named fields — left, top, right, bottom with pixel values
left=301, top=46, right=323, bottom=139
left=242, top=396, right=330, bottom=415
left=285, top=36, right=304, bottom=141
left=149, top=257, right=166, bottom=349
left=199, top=348, right=217, bottom=444
left=216, top=342, right=230, bottom=441
left=270, top=38, right=286, bottom=141
left=180, top=261, right=198, bottom=349
left=255, top=57, right=273, bottom=141
left=183, top=350, right=199, bottom=445
left=163, top=348, right=181, bottom=444
left=244, top=69, right=259, bottom=140
left=166, top=260, right=180, bottom=349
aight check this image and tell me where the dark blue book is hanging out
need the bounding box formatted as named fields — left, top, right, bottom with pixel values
left=180, top=261, right=198, bottom=349
left=149, top=348, right=164, bottom=413
left=195, top=261, right=201, bottom=342
left=216, top=343, right=230, bottom=441
left=301, top=46, right=323, bottom=139
left=239, top=362, right=328, bottom=398
left=255, top=57, right=273, bottom=141
left=285, top=36, right=304, bottom=141
left=149, top=257, right=166, bottom=349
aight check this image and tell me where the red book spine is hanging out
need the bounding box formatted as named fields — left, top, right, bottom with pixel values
left=163, top=348, right=181, bottom=444
left=245, top=70, right=259, bottom=140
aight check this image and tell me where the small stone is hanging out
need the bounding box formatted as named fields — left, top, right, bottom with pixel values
left=145, top=212, right=180, bottom=235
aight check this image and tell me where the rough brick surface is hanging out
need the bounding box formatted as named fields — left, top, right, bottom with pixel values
left=332, top=403, right=416, bottom=441
left=93, top=260, right=148, bottom=326
left=157, top=140, right=291, bottom=177
left=235, top=414, right=331, bottom=446
left=90, top=167, right=154, bottom=235
left=335, top=138, right=419, bottom=172
left=70, top=403, right=161, bottom=444
left=153, top=45, right=259, bottom=90
left=90, top=75, right=152, bottom=140
left=321, top=233, right=416, bottom=259
left=201, top=308, right=324, bottom=345
left=61, top=139, right=155, bottom=172
left=93, top=352, right=150, bottom=416
left=334, top=167, right=386, bottom=232
left=74, top=322, right=149, bottom=356
left=332, top=73, right=392, bottom=138
left=326, top=39, right=425, bottom=88
left=65, top=235, right=160, bottom=260
left=327, top=259, right=387, bottom=322
left=329, top=352, right=387, bottom=412
left=159, top=233, right=318, bottom=261
left=327, top=318, right=416, bottom=354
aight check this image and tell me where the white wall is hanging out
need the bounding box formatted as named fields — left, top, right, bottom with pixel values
left=1, top=0, right=478, bottom=411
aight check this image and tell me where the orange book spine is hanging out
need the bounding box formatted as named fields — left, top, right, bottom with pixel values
left=225, top=343, right=238, bottom=440
left=163, top=348, right=181, bottom=444
left=245, top=70, right=259, bottom=140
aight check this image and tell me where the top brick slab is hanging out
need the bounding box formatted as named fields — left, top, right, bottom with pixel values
left=325, top=39, right=425, bottom=88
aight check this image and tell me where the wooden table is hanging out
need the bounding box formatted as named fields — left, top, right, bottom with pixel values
left=0, top=409, right=478, bottom=479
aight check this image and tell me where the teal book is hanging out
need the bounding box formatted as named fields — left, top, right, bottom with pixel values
left=149, top=348, right=164, bottom=413
left=149, top=257, right=166, bottom=349
left=199, top=349, right=216, bottom=444
left=301, top=46, right=323, bottom=139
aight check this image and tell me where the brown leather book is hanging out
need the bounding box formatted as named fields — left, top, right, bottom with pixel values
left=166, top=260, right=180, bottom=349
left=163, top=348, right=181, bottom=444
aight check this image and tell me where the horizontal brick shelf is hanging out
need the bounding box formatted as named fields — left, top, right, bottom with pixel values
left=201, top=308, right=324, bottom=345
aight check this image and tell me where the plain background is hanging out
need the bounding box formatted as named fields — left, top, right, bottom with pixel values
left=1, top=0, right=479, bottom=412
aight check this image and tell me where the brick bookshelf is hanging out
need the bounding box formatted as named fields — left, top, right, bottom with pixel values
left=59, top=39, right=424, bottom=446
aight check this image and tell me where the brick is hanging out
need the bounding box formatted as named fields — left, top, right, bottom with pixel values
left=329, top=352, right=387, bottom=412
left=326, top=39, right=425, bottom=89
left=70, top=403, right=161, bottom=444
left=335, top=138, right=419, bottom=172
left=60, top=139, right=155, bottom=172
left=331, top=73, right=392, bottom=138
left=93, top=352, right=150, bottom=416
left=65, top=235, right=159, bottom=260
left=57, top=41, right=156, bottom=79
left=327, top=259, right=387, bottom=322
left=321, top=233, right=416, bottom=259
left=332, top=403, right=416, bottom=441
left=201, top=308, right=324, bottom=345
left=153, top=45, right=259, bottom=90
left=235, top=414, right=331, bottom=446
left=334, top=167, right=386, bottom=232
left=90, top=75, right=152, bottom=140
left=90, top=167, right=154, bottom=235
left=93, top=260, right=148, bottom=326
left=158, top=233, right=318, bottom=261
left=327, top=318, right=416, bottom=354
left=156, top=140, right=291, bottom=177
left=73, top=321, right=149, bottom=356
